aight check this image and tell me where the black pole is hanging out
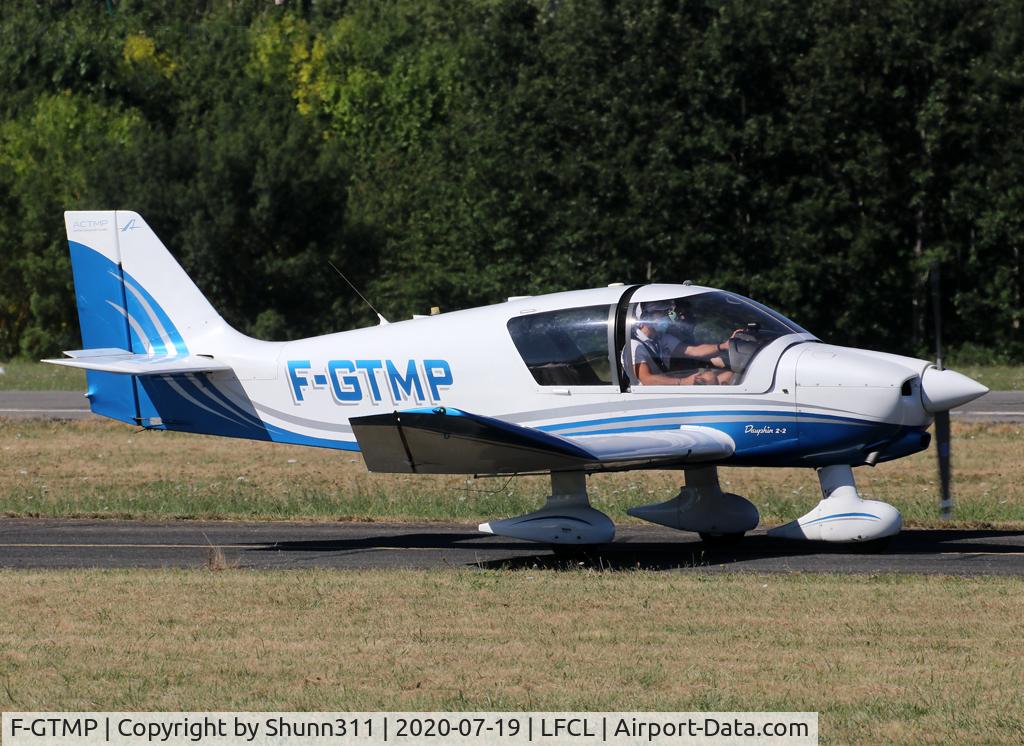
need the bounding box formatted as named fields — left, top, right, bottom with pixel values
left=930, top=259, right=952, bottom=519
left=930, top=259, right=943, bottom=371
left=936, top=411, right=953, bottom=519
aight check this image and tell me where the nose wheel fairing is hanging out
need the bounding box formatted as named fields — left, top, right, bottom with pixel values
left=768, top=464, right=902, bottom=542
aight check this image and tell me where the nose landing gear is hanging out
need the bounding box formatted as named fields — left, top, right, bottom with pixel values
left=768, top=464, right=902, bottom=543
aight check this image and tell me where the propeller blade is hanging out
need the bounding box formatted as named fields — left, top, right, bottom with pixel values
left=935, top=409, right=952, bottom=519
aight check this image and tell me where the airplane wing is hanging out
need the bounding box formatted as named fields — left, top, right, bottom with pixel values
left=350, top=407, right=734, bottom=474
left=42, top=348, right=232, bottom=375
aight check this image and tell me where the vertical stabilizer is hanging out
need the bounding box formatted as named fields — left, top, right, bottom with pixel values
left=64, top=210, right=231, bottom=424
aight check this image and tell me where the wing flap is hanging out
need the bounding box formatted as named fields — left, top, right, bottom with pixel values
left=351, top=407, right=734, bottom=475
left=42, top=348, right=231, bottom=376
left=352, top=408, right=591, bottom=474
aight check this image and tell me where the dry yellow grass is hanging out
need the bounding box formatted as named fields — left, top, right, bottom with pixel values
left=1, top=418, right=1021, bottom=527
left=0, top=569, right=1022, bottom=744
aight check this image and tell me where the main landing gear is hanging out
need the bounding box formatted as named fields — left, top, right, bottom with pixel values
left=477, top=464, right=901, bottom=549
left=478, top=470, right=615, bottom=545
left=627, top=465, right=760, bottom=540
left=478, top=465, right=761, bottom=547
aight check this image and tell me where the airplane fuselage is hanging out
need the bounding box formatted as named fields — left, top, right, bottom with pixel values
left=119, top=284, right=934, bottom=470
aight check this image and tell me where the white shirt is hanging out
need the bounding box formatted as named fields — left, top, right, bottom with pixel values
left=629, top=330, right=681, bottom=378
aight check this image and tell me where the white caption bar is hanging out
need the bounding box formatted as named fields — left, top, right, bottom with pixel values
left=2, top=712, right=816, bottom=746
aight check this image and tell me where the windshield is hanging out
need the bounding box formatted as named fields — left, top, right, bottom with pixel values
left=625, top=291, right=805, bottom=386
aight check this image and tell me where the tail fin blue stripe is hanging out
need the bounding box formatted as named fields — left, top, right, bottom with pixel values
left=122, top=272, right=188, bottom=355
left=109, top=270, right=165, bottom=354
left=121, top=275, right=173, bottom=354
left=105, top=298, right=153, bottom=354
left=69, top=241, right=132, bottom=350
left=68, top=241, right=137, bottom=423
left=69, top=240, right=187, bottom=357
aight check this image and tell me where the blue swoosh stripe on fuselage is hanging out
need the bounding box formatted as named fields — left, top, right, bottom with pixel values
left=138, top=374, right=361, bottom=452
left=535, top=409, right=881, bottom=433
left=552, top=415, right=917, bottom=467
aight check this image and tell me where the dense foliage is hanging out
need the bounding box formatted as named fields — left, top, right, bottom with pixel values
left=1, top=0, right=1021, bottom=361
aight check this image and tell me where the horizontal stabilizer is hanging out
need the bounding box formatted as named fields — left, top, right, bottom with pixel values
left=351, top=407, right=734, bottom=475
left=43, top=348, right=232, bottom=376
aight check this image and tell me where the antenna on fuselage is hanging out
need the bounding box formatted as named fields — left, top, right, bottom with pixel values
left=328, top=260, right=389, bottom=325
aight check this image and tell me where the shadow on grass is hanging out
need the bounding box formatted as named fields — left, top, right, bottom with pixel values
left=245, top=531, right=528, bottom=553
left=243, top=527, right=1024, bottom=573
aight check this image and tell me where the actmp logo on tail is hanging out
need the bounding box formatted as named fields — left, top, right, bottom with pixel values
left=288, top=359, right=453, bottom=406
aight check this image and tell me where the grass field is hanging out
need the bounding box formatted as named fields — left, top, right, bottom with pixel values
left=0, top=418, right=1022, bottom=528
left=0, top=569, right=1021, bottom=744
left=0, top=360, right=85, bottom=391
left=952, top=364, right=1024, bottom=392
left=2, top=371, right=1022, bottom=746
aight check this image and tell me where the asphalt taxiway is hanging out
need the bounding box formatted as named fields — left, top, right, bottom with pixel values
left=1, top=518, right=1023, bottom=575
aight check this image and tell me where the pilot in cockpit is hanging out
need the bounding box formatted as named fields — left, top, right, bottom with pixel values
left=630, top=300, right=735, bottom=386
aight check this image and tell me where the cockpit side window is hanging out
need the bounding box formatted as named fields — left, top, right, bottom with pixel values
left=507, top=305, right=614, bottom=386
left=626, top=291, right=804, bottom=386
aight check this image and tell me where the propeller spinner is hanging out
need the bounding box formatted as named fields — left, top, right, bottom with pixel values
left=919, top=366, right=988, bottom=519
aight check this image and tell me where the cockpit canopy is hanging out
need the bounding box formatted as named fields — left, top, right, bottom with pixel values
left=507, top=289, right=807, bottom=388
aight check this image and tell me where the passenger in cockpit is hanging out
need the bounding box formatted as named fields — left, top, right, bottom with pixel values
left=631, top=301, right=732, bottom=385
left=670, top=299, right=739, bottom=370
left=630, top=301, right=681, bottom=385
left=630, top=301, right=733, bottom=385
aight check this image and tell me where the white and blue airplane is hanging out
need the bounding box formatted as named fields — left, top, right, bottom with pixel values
left=46, top=211, right=989, bottom=546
